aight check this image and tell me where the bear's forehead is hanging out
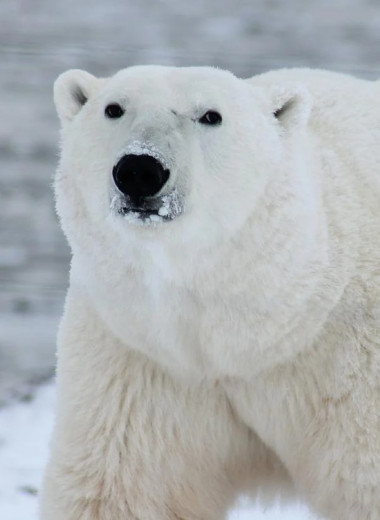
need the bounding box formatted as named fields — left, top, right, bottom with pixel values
left=102, top=65, right=241, bottom=103
left=112, top=65, right=236, bottom=84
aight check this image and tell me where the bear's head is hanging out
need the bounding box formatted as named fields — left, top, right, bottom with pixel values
left=54, top=65, right=312, bottom=267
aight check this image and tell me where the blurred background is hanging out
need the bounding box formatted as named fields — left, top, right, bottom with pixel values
left=2, top=0, right=380, bottom=403
left=1, top=0, right=380, bottom=518
left=3, top=0, right=380, bottom=403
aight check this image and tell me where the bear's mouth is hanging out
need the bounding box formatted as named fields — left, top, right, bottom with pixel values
left=123, top=207, right=158, bottom=216
left=119, top=204, right=162, bottom=222
left=110, top=189, right=183, bottom=225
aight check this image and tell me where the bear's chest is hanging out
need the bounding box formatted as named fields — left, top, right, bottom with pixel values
left=86, top=265, right=194, bottom=371
left=85, top=259, right=253, bottom=378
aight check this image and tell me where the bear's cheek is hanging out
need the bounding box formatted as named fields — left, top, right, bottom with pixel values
left=189, top=145, right=274, bottom=235
left=60, top=147, right=113, bottom=225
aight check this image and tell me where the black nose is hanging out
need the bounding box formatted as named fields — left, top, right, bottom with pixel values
left=112, top=154, right=170, bottom=205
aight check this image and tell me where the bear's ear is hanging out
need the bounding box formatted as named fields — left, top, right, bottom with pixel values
left=269, top=84, right=312, bottom=129
left=54, top=69, right=99, bottom=123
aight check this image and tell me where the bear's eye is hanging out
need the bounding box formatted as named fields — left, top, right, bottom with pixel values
left=105, top=103, right=125, bottom=119
left=198, top=110, right=222, bottom=126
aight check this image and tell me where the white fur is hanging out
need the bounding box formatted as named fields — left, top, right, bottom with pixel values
left=40, top=65, right=380, bottom=519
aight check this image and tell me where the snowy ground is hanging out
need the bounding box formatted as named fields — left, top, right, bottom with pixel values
left=0, top=381, right=318, bottom=520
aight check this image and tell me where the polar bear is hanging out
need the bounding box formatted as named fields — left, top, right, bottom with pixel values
left=40, top=65, right=380, bottom=520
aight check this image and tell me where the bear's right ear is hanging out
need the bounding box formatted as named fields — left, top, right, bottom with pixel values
left=269, top=84, right=312, bottom=129
left=54, top=69, right=99, bottom=123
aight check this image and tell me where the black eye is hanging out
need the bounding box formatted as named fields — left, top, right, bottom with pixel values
left=199, top=110, right=222, bottom=126
left=105, top=103, right=124, bottom=119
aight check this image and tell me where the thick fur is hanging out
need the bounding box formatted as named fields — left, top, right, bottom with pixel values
left=40, top=66, right=380, bottom=519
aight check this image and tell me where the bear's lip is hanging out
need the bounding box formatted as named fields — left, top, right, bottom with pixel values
left=120, top=206, right=160, bottom=217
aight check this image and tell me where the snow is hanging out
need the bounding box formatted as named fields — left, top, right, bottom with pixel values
left=122, top=141, right=172, bottom=172
left=0, top=383, right=55, bottom=520
left=0, top=382, right=319, bottom=520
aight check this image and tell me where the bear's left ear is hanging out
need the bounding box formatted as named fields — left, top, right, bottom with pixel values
left=269, top=84, right=312, bottom=129
left=54, top=69, right=100, bottom=123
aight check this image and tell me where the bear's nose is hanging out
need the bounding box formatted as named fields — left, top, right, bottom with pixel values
left=112, top=154, right=170, bottom=205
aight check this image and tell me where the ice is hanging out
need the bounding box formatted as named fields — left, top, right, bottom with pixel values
left=158, top=205, right=169, bottom=217
left=160, top=189, right=183, bottom=220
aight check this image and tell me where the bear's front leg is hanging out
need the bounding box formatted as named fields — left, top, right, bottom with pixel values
left=293, top=390, right=380, bottom=520
left=226, top=321, right=380, bottom=520
left=39, top=287, right=285, bottom=520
